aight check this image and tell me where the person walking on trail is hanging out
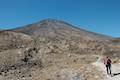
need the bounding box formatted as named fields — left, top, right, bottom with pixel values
left=103, top=56, right=112, bottom=75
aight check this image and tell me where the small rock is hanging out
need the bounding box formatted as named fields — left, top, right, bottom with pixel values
left=29, top=74, right=32, bottom=77
left=57, top=74, right=60, bottom=77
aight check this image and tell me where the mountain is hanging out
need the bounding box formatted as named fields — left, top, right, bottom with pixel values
left=0, top=19, right=120, bottom=80
left=13, top=19, right=112, bottom=40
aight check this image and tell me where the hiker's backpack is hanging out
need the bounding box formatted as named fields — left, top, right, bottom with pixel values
left=107, top=59, right=111, bottom=64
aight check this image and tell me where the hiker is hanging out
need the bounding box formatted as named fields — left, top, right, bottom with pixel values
left=103, top=56, right=112, bottom=75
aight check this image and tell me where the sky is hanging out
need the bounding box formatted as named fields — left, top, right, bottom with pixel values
left=0, top=0, right=120, bottom=37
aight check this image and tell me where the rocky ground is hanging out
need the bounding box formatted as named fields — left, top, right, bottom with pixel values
left=0, top=53, right=104, bottom=80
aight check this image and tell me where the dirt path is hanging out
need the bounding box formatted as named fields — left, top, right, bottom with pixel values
left=92, top=56, right=120, bottom=80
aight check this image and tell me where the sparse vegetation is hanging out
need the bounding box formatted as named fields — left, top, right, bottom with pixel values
left=0, top=19, right=119, bottom=80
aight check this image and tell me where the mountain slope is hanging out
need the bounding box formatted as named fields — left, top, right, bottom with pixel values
left=0, top=31, right=34, bottom=51
left=13, top=19, right=112, bottom=40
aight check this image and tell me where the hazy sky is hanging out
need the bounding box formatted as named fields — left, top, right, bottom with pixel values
left=0, top=0, right=120, bottom=37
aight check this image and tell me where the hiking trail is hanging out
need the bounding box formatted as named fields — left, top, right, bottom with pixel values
left=92, top=56, right=120, bottom=80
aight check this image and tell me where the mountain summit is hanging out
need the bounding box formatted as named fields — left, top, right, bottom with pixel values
left=13, top=19, right=112, bottom=40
